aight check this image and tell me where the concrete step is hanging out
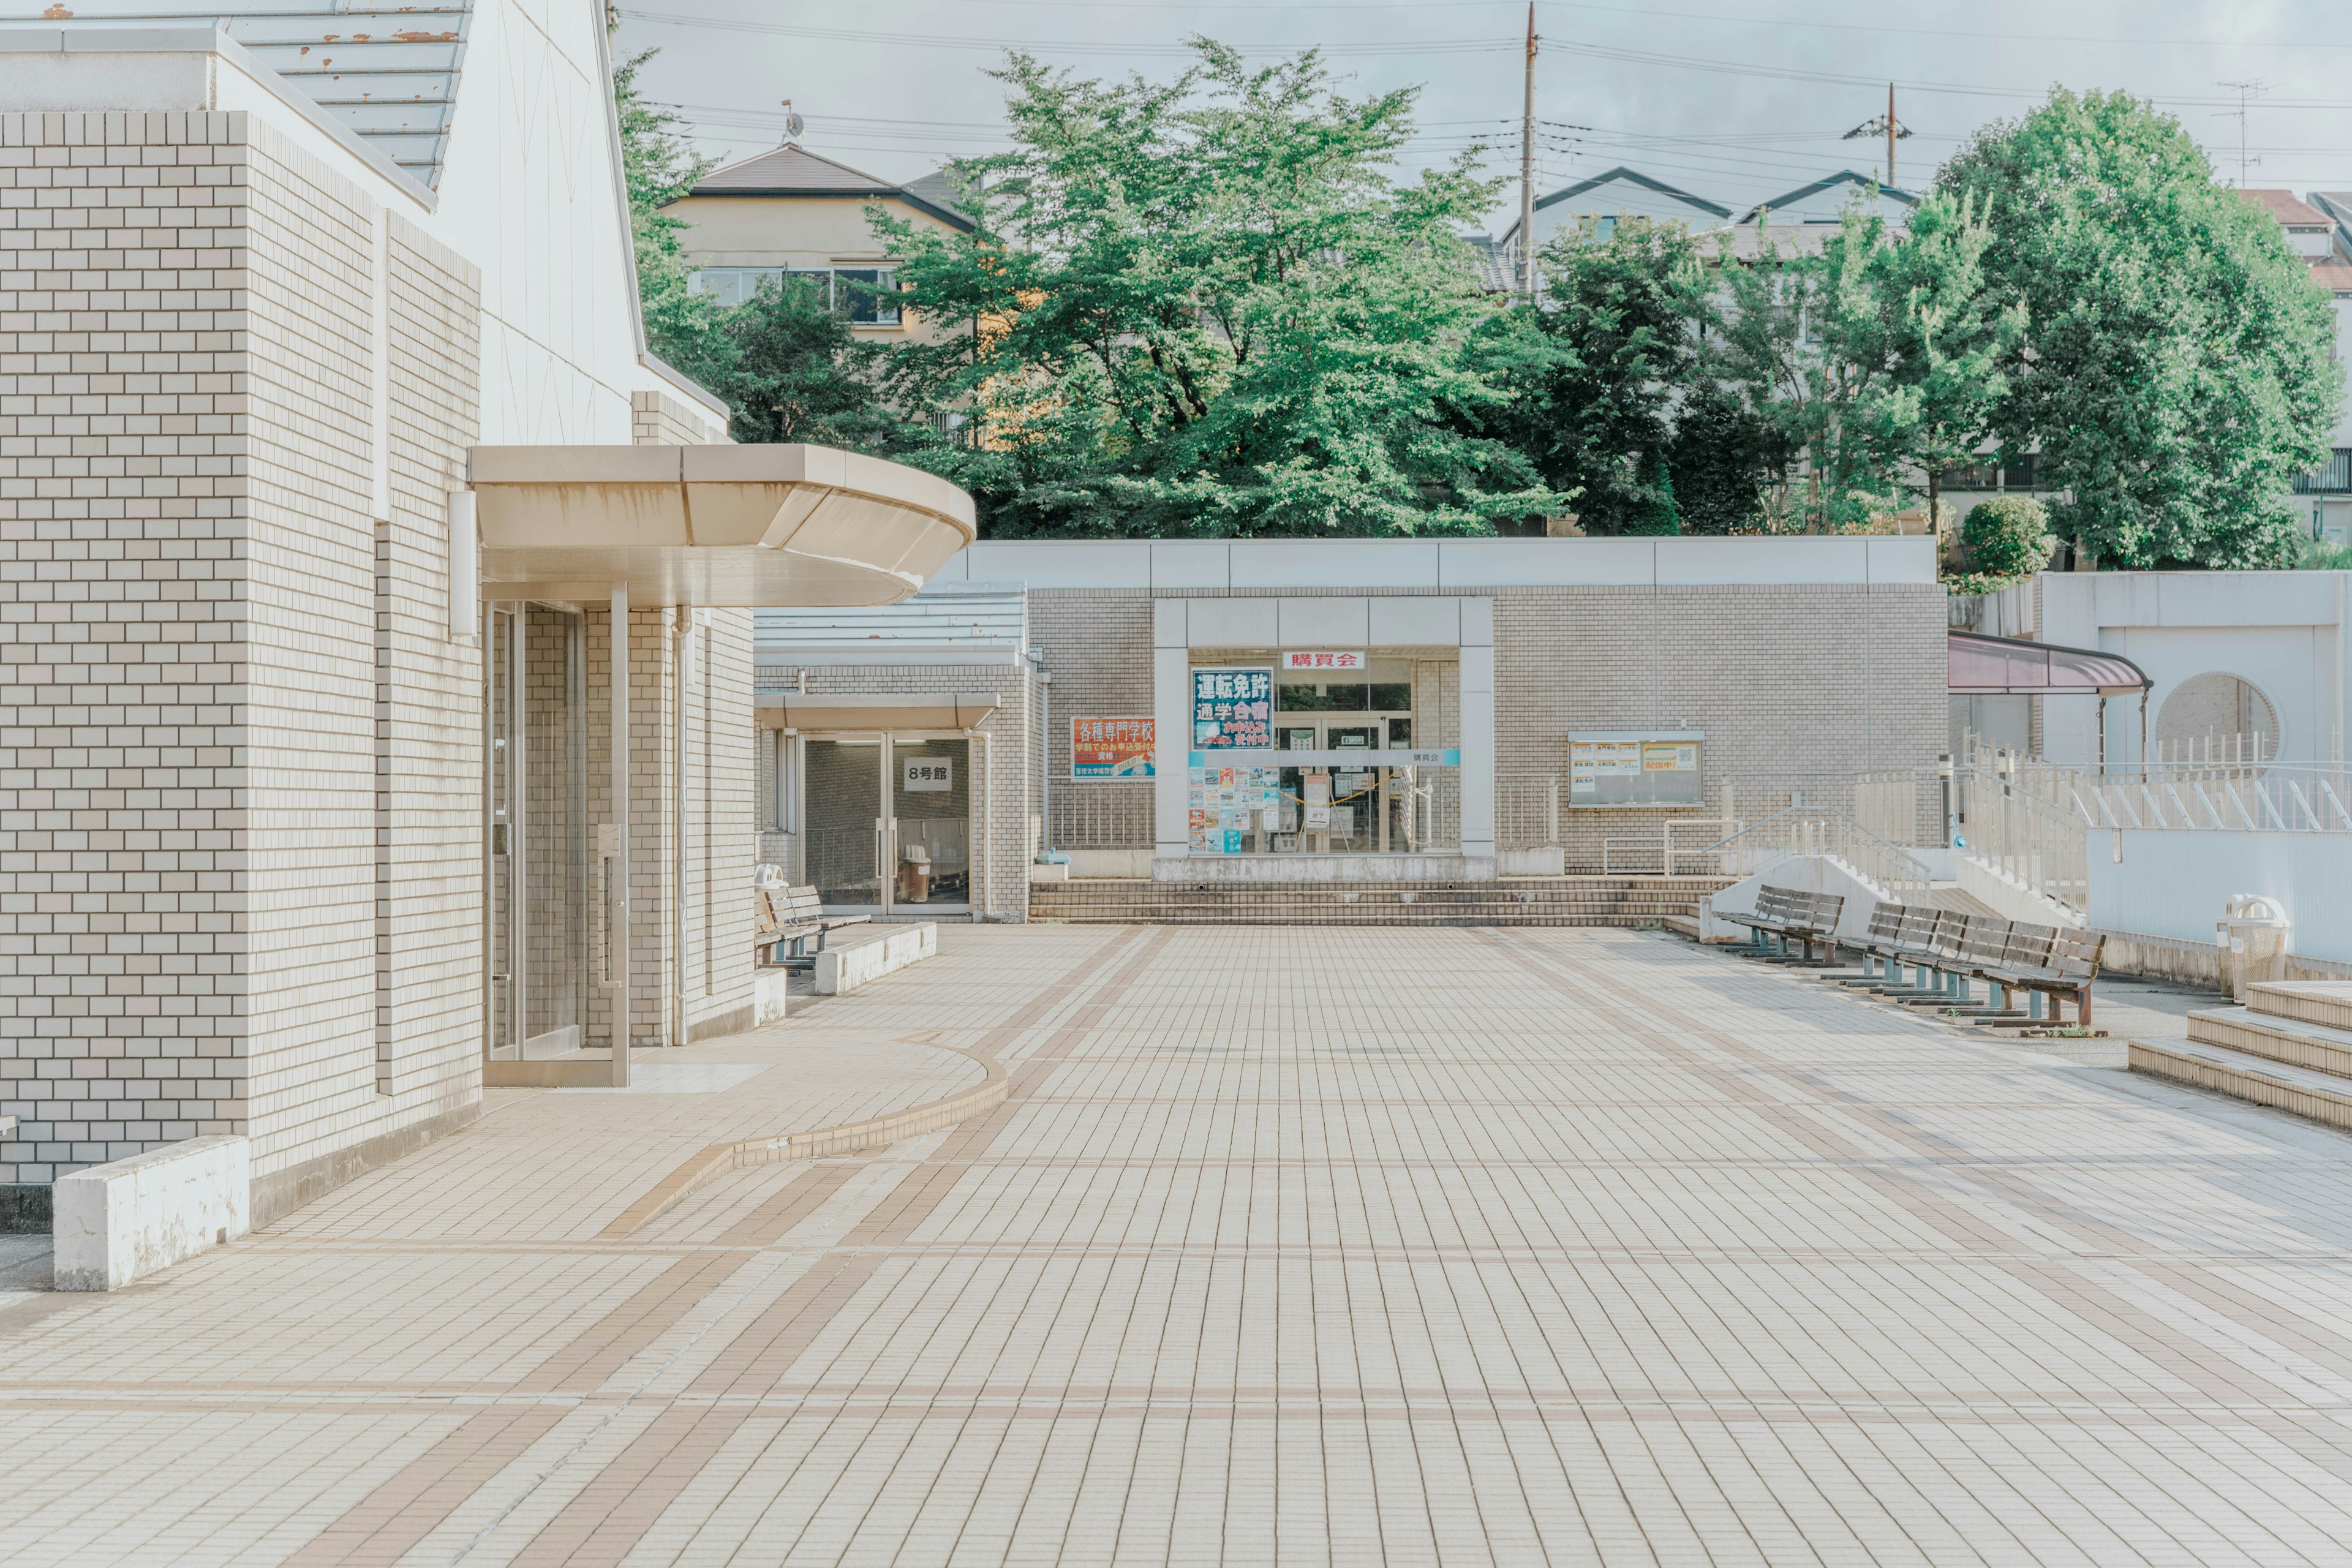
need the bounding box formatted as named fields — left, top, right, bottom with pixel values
left=2130, top=1037, right=2352, bottom=1134
left=2187, top=1005, right=2352, bottom=1078
left=2245, top=981, right=2352, bottom=1034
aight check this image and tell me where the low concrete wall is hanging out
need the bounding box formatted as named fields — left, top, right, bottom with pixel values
left=2088, top=828, right=2352, bottom=962
left=1499, top=847, right=1566, bottom=876
left=2094, top=927, right=2352, bottom=989
left=1068, top=849, right=1150, bottom=878
left=55, top=1135, right=249, bottom=1291
left=815, top=922, right=938, bottom=995
left=1699, top=856, right=1883, bottom=946
left=755, top=970, right=790, bottom=1026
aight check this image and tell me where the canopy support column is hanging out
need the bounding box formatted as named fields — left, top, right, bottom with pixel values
left=610, top=584, right=630, bottom=1088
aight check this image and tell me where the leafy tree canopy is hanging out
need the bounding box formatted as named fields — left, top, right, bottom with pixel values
left=614, top=48, right=728, bottom=379
left=876, top=41, right=1561, bottom=537
left=615, top=49, right=933, bottom=451
left=1709, top=190, right=2018, bottom=534
left=1939, top=89, right=2342, bottom=569
left=1458, top=216, right=1709, bottom=535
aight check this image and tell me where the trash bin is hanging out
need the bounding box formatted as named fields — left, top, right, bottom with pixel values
left=897, top=843, right=931, bottom=904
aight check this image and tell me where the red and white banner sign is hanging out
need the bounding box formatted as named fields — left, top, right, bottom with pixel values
left=1282, top=650, right=1363, bottom=671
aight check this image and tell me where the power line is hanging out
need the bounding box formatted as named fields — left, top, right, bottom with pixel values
left=638, top=0, right=2352, bottom=50
left=619, top=12, right=2352, bottom=110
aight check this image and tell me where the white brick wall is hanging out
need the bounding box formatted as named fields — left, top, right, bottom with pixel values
left=0, top=111, right=483, bottom=1212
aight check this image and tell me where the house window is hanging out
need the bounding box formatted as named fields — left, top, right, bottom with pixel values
left=688, top=266, right=902, bottom=325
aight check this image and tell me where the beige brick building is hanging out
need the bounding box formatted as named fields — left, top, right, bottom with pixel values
left=758, top=539, right=1948, bottom=910
left=0, top=20, right=974, bottom=1228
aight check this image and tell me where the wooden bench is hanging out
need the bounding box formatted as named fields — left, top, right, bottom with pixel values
left=1978, top=925, right=2104, bottom=1026
left=1860, top=905, right=1950, bottom=992
left=1851, top=899, right=2106, bottom=1025
left=1718, top=883, right=1847, bottom=965
left=754, top=879, right=870, bottom=970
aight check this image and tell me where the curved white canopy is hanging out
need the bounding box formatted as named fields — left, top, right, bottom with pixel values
left=468, top=443, right=976, bottom=608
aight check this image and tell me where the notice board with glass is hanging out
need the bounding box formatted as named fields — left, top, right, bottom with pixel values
left=1569, top=730, right=1703, bottom=807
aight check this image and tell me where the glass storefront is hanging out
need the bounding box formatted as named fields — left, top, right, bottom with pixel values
left=1187, top=651, right=1460, bottom=855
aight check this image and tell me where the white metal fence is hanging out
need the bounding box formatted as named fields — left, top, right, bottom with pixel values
left=1691, top=807, right=1936, bottom=905
left=2070, top=764, right=2352, bottom=834
left=1496, top=775, right=1562, bottom=848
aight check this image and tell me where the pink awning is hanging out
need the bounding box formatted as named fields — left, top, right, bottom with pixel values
left=1947, top=631, right=2150, bottom=696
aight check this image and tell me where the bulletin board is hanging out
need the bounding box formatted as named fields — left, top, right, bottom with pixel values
left=1568, top=730, right=1704, bottom=807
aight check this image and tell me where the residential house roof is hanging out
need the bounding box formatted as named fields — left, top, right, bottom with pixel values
left=2239, top=190, right=2352, bottom=288
left=2310, top=260, right=2352, bottom=296
left=1534, top=165, right=1732, bottom=219
left=2239, top=189, right=2334, bottom=230
left=1738, top=170, right=1917, bottom=225
left=1494, top=166, right=1730, bottom=251
left=686, top=143, right=975, bottom=231
left=1463, top=234, right=1517, bottom=293
left=1695, top=224, right=1834, bottom=263
left=31, top=2, right=471, bottom=190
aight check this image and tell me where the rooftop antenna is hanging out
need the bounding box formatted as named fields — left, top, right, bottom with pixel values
left=780, top=99, right=805, bottom=147
left=1841, top=83, right=1912, bottom=190
left=2214, top=80, right=2270, bottom=187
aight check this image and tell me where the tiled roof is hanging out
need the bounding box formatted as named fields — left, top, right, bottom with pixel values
left=1509, top=166, right=1729, bottom=236
left=1463, top=234, right=1516, bottom=294
left=687, top=143, right=975, bottom=230
left=32, top=2, right=471, bottom=190
left=2310, top=259, right=2352, bottom=295
left=2238, top=188, right=2333, bottom=228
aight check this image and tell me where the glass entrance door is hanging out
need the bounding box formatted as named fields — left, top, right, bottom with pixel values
left=801, top=735, right=973, bottom=914
left=890, top=737, right=969, bottom=913
left=804, top=739, right=885, bottom=908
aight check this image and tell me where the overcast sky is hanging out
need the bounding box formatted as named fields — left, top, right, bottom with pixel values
left=614, top=0, right=2352, bottom=234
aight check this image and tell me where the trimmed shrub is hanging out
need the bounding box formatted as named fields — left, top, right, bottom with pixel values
left=1961, top=495, right=2054, bottom=580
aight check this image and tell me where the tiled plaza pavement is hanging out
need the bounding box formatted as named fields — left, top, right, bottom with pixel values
left=8, top=924, right=2352, bottom=1566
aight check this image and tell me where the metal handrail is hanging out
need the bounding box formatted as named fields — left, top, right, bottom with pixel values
left=1693, top=805, right=1935, bottom=903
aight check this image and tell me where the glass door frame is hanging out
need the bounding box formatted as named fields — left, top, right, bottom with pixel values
left=797, top=730, right=976, bottom=918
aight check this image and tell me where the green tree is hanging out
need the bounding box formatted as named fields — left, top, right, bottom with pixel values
left=1939, top=89, right=2342, bottom=568
left=713, top=277, right=940, bottom=452
left=1841, top=190, right=2023, bottom=528
left=612, top=51, right=923, bottom=451
left=1461, top=216, right=1707, bottom=535
left=1665, top=382, right=1786, bottom=534
left=875, top=42, right=1559, bottom=537
left=612, top=48, right=728, bottom=382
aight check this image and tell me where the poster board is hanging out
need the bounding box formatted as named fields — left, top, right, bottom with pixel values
left=1191, top=667, right=1272, bottom=749
left=1072, top=717, right=1155, bottom=779
left=1188, top=764, right=1281, bottom=853
left=1568, top=730, right=1703, bottom=807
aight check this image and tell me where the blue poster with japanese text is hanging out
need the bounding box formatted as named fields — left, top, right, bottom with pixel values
left=1191, top=667, right=1272, bottom=749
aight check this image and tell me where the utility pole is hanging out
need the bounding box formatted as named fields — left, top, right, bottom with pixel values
left=1519, top=2, right=1537, bottom=298
left=1841, top=85, right=1911, bottom=190
left=1886, top=82, right=1897, bottom=189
